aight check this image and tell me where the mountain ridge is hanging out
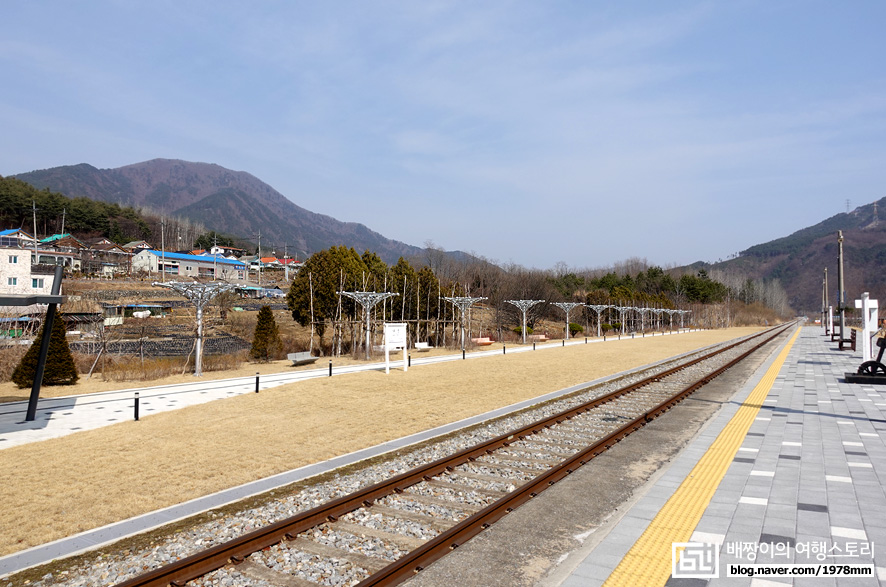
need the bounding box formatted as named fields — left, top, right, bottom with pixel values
left=705, top=198, right=886, bottom=314
left=13, top=159, right=886, bottom=314
left=13, top=159, right=435, bottom=263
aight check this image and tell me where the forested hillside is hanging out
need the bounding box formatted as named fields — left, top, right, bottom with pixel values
left=13, top=159, right=431, bottom=263
left=707, top=198, right=886, bottom=313
left=0, top=175, right=206, bottom=247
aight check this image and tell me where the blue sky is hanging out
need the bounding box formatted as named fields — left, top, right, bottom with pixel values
left=2, top=1, right=884, bottom=269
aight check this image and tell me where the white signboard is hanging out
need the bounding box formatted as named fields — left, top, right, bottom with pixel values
left=384, top=322, right=408, bottom=373
left=855, top=292, right=880, bottom=361
left=385, top=323, right=407, bottom=348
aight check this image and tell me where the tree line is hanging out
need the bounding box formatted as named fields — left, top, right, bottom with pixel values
left=286, top=246, right=792, bottom=355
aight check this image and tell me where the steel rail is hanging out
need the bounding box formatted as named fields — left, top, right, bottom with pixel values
left=114, top=323, right=791, bottom=587
left=358, top=323, right=793, bottom=586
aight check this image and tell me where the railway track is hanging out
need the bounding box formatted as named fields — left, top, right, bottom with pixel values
left=108, top=324, right=793, bottom=587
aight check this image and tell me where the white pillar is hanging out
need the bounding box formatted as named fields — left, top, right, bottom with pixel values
left=855, top=292, right=879, bottom=361
left=195, top=305, right=203, bottom=376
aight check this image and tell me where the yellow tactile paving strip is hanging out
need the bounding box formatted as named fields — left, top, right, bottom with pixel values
left=602, top=327, right=800, bottom=587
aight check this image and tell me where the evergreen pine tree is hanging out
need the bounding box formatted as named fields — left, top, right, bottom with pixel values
left=12, top=315, right=79, bottom=388
left=250, top=305, right=282, bottom=362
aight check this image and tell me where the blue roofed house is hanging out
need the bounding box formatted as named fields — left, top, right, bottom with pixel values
left=0, top=228, right=37, bottom=249
left=131, top=250, right=247, bottom=280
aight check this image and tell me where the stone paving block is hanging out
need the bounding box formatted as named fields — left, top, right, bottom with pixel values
left=557, top=328, right=886, bottom=586
left=760, top=520, right=797, bottom=540
left=795, top=514, right=831, bottom=537
left=764, top=503, right=798, bottom=521
left=696, top=515, right=735, bottom=536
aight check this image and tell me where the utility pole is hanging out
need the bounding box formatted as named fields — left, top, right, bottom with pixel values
left=60, top=207, right=66, bottom=236
left=837, top=231, right=846, bottom=342
left=160, top=219, right=166, bottom=282
left=253, top=231, right=262, bottom=287
left=213, top=233, right=218, bottom=280
left=283, top=243, right=289, bottom=281
left=32, top=200, right=39, bottom=262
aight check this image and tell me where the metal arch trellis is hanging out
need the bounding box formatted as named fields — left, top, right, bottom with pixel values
left=662, top=308, right=680, bottom=332
left=678, top=309, right=691, bottom=329
left=153, top=281, right=236, bottom=377
left=505, top=299, right=545, bottom=344
left=636, top=306, right=652, bottom=334
left=651, top=308, right=667, bottom=332
left=443, top=296, right=487, bottom=351
left=551, top=302, right=583, bottom=340
left=612, top=305, right=630, bottom=335
left=338, top=291, right=399, bottom=360
left=585, top=304, right=614, bottom=338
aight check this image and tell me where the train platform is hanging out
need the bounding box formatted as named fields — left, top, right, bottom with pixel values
left=0, top=330, right=691, bottom=449
left=0, top=329, right=702, bottom=577
left=549, top=325, right=886, bottom=586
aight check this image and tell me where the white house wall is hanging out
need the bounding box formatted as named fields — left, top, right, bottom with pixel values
left=0, top=246, right=56, bottom=314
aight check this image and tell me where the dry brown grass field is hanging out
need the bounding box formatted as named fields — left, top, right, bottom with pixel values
left=0, top=282, right=612, bottom=401
left=0, top=327, right=764, bottom=557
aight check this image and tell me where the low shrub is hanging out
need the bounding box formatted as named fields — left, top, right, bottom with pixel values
left=99, top=350, right=247, bottom=381
left=569, top=322, right=584, bottom=336
left=0, top=344, right=28, bottom=382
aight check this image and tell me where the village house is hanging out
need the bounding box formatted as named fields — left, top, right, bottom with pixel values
left=0, top=246, right=55, bottom=298
left=210, top=245, right=245, bottom=257
left=83, top=238, right=131, bottom=276
left=122, top=240, right=154, bottom=253
left=0, top=228, right=38, bottom=249
left=0, top=243, right=58, bottom=333
left=130, top=249, right=247, bottom=280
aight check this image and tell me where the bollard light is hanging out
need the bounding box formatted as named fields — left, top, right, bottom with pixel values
left=134, top=392, right=140, bottom=421
left=329, top=360, right=332, bottom=377
left=255, top=372, right=260, bottom=393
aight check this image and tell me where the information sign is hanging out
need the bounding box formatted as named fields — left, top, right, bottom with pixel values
left=384, top=322, right=408, bottom=373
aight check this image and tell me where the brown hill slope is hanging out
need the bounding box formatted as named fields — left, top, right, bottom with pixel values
left=708, top=198, right=886, bottom=315
left=13, top=159, right=428, bottom=263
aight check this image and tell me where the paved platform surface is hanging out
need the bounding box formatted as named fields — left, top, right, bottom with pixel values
left=551, top=326, right=886, bottom=586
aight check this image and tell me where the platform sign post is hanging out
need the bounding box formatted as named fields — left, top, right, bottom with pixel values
left=384, top=322, right=407, bottom=374
left=855, top=293, right=879, bottom=361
